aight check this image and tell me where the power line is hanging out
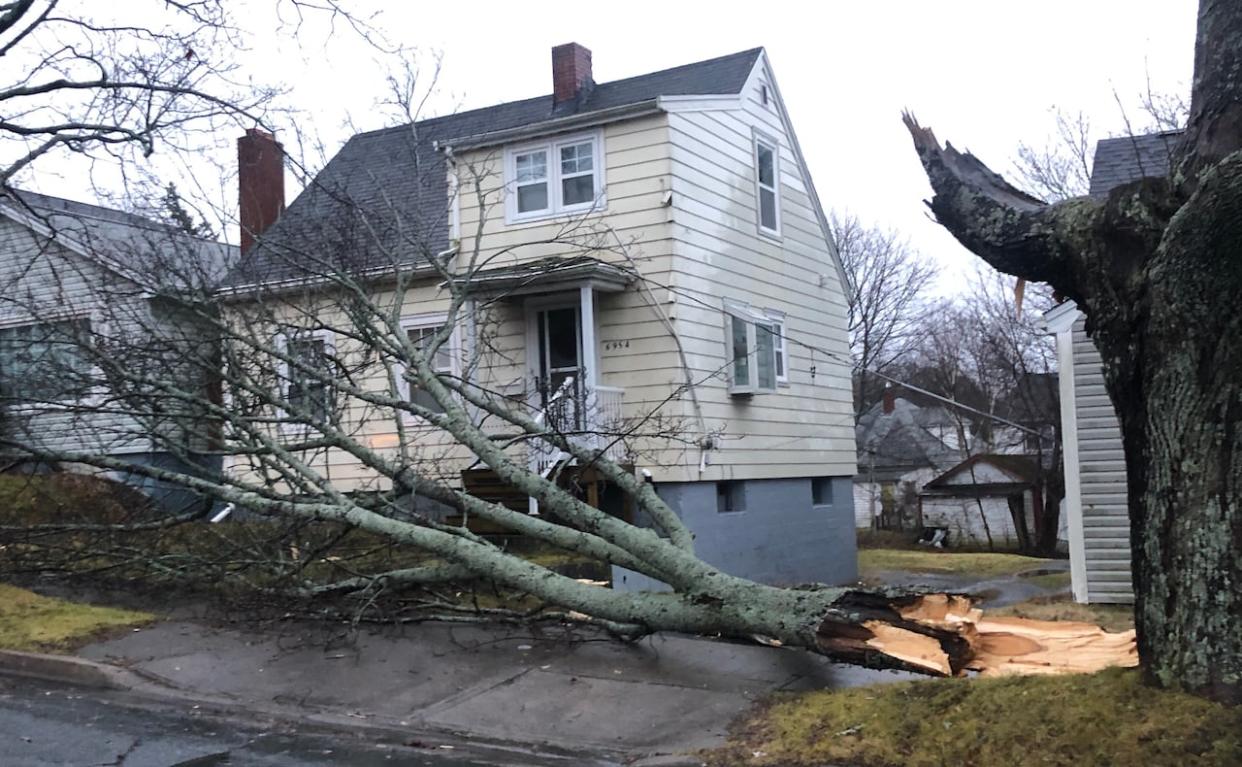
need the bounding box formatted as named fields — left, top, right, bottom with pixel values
left=634, top=272, right=1046, bottom=438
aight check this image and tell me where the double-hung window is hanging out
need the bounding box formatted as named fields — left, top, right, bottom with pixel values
left=280, top=331, right=334, bottom=425
left=0, top=318, right=93, bottom=403
left=724, top=301, right=788, bottom=395
left=753, top=133, right=781, bottom=236
left=401, top=316, right=455, bottom=415
left=506, top=131, right=603, bottom=222
left=513, top=149, right=550, bottom=215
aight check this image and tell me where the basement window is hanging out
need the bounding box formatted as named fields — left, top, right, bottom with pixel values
left=811, top=477, right=832, bottom=507
left=506, top=130, right=604, bottom=222
left=717, top=481, right=745, bottom=513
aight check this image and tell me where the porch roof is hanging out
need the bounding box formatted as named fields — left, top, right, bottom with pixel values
left=448, top=256, right=635, bottom=297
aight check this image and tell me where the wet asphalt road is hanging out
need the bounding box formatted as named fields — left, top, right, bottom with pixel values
left=0, top=676, right=554, bottom=767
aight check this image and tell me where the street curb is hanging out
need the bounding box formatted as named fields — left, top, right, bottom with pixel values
left=0, top=649, right=138, bottom=691
left=0, top=649, right=624, bottom=765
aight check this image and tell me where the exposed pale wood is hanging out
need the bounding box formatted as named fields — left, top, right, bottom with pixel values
left=817, top=593, right=1137, bottom=678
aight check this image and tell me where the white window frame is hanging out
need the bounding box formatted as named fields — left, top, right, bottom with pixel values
left=752, top=130, right=781, bottom=237
left=764, top=309, right=788, bottom=384
left=398, top=313, right=458, bottom=420
left=504, top=129, right=605, bottom=224
left=276, top=328, right=335, bottom=435
left=0, top=312, right=103, bottom=410
left=723, top=299, right=780, bottom=396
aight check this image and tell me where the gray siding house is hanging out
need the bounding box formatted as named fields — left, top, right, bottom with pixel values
left=1045, top=130, right=1179, bottom=603
left=222, top=44, right=859, bottom=589
left=0, top=190, right=235, bottom=511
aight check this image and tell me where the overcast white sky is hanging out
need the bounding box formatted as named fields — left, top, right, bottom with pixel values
left=28, top=0, right=1200, bottom=292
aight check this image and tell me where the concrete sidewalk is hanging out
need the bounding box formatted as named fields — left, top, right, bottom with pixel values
left=77, top=618, right=913, bottom=761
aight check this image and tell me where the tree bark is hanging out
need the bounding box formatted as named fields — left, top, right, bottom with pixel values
left=903, top=0, right=1242, bottom=702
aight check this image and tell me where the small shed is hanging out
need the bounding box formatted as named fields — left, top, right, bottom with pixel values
left=919, top=454, right=1044, bottom=550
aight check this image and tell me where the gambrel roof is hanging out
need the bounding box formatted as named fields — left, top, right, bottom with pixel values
left=221, top=48, right=764, bottom=291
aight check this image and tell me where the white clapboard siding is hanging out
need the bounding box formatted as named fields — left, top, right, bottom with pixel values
left=0, top=216, right=157, bottom=457
left=236, top=57, right=856, bottom=492
left=663, top=55, right=855, bottom=483
left=1070, top=313, right=1134, bottom=603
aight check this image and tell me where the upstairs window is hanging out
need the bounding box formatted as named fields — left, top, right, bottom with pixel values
left=559, top=140, right=595, bottom=206
left=0, top=318, right=92, bottom=402
left=514, top=149, right=549, bottom=214
left=402, top=317, right=455, bottom=415
left=506, top=131, right=603, bottom=222
left=753, top=134, right=780, bottom=235
left=724, top=301, right=786, bottom=396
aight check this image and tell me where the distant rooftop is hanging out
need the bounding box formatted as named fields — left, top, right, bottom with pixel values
left=1088, top=130, right=1181, bottom=198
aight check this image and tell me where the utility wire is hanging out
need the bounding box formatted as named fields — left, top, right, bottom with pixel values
left=632, top=271, right=1046, bottom=438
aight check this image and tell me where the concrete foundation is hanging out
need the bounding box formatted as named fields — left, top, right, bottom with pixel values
left=613, top=476, right=858, bottom=591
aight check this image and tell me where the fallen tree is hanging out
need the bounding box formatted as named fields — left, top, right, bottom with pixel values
left=904, top=0, right=1242, bottom=702
left=0, top=181, right=1138, bottom=681
left=0, top=5, right=1140, bottom=683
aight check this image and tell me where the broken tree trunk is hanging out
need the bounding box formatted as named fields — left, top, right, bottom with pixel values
left=902, top=0, right=1242, bottom=704
left=815, top=592, right=1137, bottom=677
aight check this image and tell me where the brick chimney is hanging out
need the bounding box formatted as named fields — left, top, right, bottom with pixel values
left=882, top=384, right=896, bottom=415
left=552, top=43, right=593, bottom=105
left=237, top=128, right=285, bottom=255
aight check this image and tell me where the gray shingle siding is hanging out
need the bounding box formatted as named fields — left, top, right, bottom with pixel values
left=223, top=48, right=762, bottom=290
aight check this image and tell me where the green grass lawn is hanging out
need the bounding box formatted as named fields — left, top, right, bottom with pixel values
left=708, top=668, right=1242, bottom=767
left=991, top=594, right=1135, bottom=632
left=857, top=548, right=1054, bottom=578
left=0, top=583, right=152, bottom=653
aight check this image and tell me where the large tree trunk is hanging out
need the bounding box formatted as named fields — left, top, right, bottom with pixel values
left=904, top=0, right=1242, bottom=699
left=1104, top=156, right=1242, bottom=702
left=902, top=0, right=1242, bottom=702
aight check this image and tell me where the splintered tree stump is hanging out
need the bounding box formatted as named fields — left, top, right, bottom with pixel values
left=816, top=593, right=1138, bottom=677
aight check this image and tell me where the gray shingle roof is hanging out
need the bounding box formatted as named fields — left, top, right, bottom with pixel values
left=1, top=189, right=236, bottom=289
left=855, top=398, right=962, bottom=479
left=1088, top=130, right=1181, bottom=198
left=223, top=48, right=763, bottom=290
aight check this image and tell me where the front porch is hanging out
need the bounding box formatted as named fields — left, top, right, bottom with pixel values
left=462, top=257, right=636, bottom=520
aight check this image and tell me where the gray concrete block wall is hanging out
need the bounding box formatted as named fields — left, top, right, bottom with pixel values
left=612, top=476, right=858, bottom=591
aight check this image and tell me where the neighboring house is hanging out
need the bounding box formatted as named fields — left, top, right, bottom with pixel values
left=220, top=45, right=858, bottom=588
left=1044, top=130, right=1179, bottom=604
left=855, top=385, right=1063, bottom=550
left=0, top=190, right=235, bottom=511
left=854, top=389, right=962, bottom=529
